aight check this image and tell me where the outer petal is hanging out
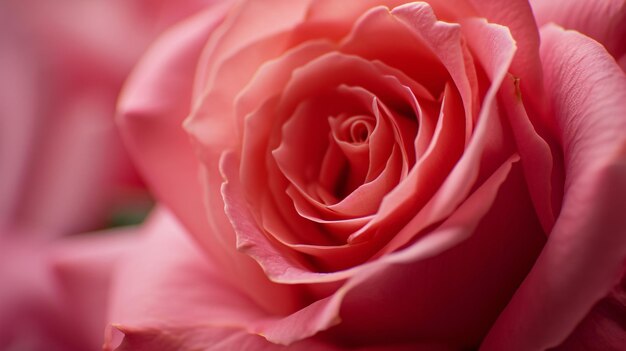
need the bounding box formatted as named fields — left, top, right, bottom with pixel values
left=105, top=207, right=304, bottom=349
left=113, top=325, right=429, bottom=351
left=118, top=0, right=302, bottom=317
left=185, top=0, right=315, bottom=152
left=530, top=0, right=626, bottom=60
left=117, top=3, right=229, bottom=246
left=482, top=25, right=626, bottom=350
left=330, top=159, right=544, bottom=349
left=553, top=271, right=626, bottom=350
left=112, top=326, right=334, bottom=351
left=104, top=209, right=432, bottom=351
left=466, top=0, right=544, bottom=95
left=106, top=207, right=266, bottom=347
left=466, top=0, right=562, bottom=164
left=464, top=14, right=556, bottom=233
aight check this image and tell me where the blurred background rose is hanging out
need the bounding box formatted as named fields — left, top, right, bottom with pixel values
left=0, top=0, right=215, bottom=349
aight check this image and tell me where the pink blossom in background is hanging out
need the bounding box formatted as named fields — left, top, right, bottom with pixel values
left=0, top=0, right=216, bottom=236
left=0, top=0, right=216, bottom=350
left=1, top=0, right=626, bottom=350
left=0, top=229, right=139, bottom=351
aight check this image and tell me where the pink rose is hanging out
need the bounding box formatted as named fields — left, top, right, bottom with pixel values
left=108, top=0, right=626, bottom=350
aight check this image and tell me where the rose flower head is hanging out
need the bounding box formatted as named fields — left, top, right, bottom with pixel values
left=109, top=0, right=626, bottom=350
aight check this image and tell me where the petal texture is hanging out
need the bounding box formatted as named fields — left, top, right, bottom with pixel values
left=482, top=25, right=626, bottom=350
left=105, top=207, right=274, bottom=350
left=531, top=0, right=626, bottom=60
left=117, top=5, right=228, bottom=244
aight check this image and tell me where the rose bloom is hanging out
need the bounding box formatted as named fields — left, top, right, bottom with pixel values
left=103, top=0, right=626, bottom=349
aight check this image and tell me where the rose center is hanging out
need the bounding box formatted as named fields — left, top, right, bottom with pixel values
left=335, top=114, right=376, bottom=145
left=350, top=119, right=372, bottom=144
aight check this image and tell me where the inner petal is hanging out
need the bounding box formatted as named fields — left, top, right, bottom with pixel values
left=273, top=90, right=372, bottom=204
left=328, top=113, right=375, bottom=197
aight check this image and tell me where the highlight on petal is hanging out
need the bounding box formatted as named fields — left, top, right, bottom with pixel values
left=305, top=0, right=475, bottom=28
left=482, top=25, right=626, bottom=350
left=192, top=0, right=313, bottom=98
left=461, top=17, right=556, bottom=232
left=117, top=4, right=229, bottom=245
left=530, top=0, right=626, bottom=59
left=185, top=0, right=317, bottom=150
left=466, top=0, right=543, bottom=93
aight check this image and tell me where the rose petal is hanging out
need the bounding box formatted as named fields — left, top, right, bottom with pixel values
left=372, top=17, right=517, bottom=253
left=236, top=42, right=335, bottom=217
left=192, top=0, right=313, bottom=98
left=186, top=0, right=322, bottom=152
left=223, top=150, right=378, bottom=283
left=276, top=90, right=404, bottom=220
left=102, top=207, right=483, bottom=350
left=105, top=207, right=292, bottom=350
left=263, top=152, right=527, bottom=346
left=242, top=98, right=336, bottom=247
left=482, top=25, right=626, bottom=350
left=467, top=0, right=562, bottom=154
left=462, top=17, right=556, bottom=232
left=118, top=7, right=302, bottom=314
left=467, top=0, right=543, bottom=96
left=222, top=140, right=527, bottom=345
left=305, top=0, right=475, bottom=30
left=530, top=0, right=626, bottom=59
left=552, top=272, right=626, bottom=350
left=117, top=5, right=227, bottom=246
left=334, top=158, right=543, bottom=348
left=244, top=52, right=430, bottom=231
left=113, top=324, right=432, bottom=351
left=391, top=3, right=476, bottom=131
left=341, top=5, right=448, bottom=96
left=351, top=82, right=464, bottom=246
